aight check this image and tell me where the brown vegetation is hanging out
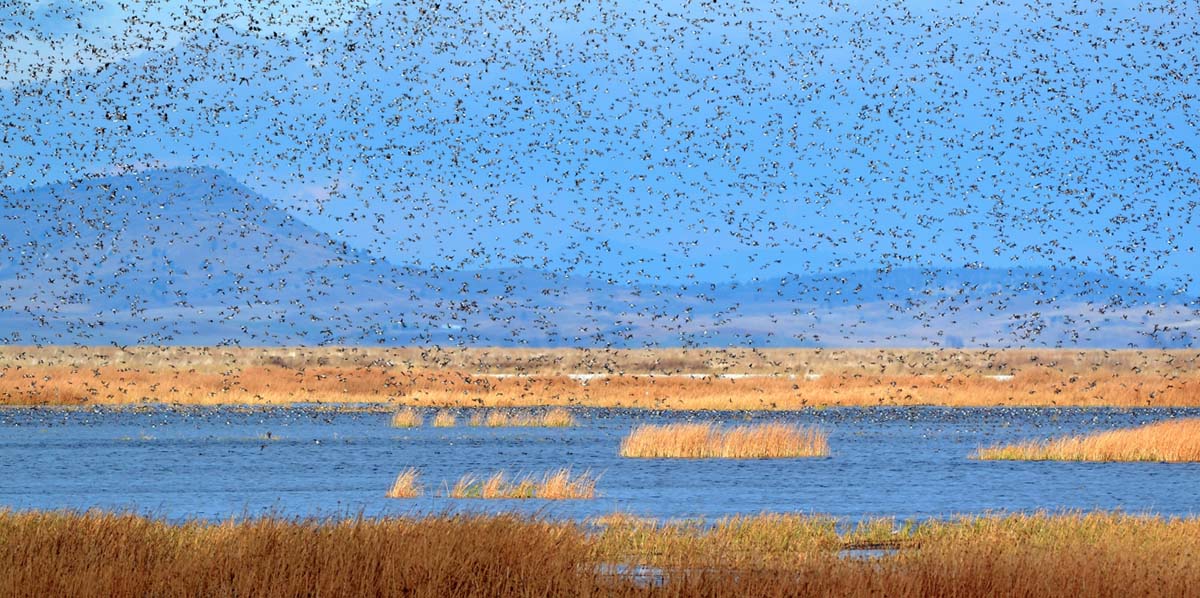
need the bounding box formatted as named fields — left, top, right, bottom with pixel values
left=448, top=468, right=597, bottom=499
left=974, top=418, right=1200, bottom=462
left=619, top=423, right=829, bottom=458
left=384, top=468, right=422, bottom=498
left=2, top=347, right=1199, bottom=409
left=389, top=408, right=422, bottom=428
left=432, top=410, right=457, bottom=427
left=467, top=408, right=576, bottom=427
left=3, top=510, right=1200, bottom=597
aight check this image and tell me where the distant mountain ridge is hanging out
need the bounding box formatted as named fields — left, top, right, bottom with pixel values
left=0, top=168, right=1195, bottom=348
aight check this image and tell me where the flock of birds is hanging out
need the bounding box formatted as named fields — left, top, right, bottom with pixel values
left=0, top=0, right=1197, bottom=349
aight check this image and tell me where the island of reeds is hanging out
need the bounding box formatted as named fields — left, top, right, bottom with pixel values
left=619, top=423, right=829, bottom=458
left=3, top=510, right=1200, bottom=597
left=974, top=418, right=1200, bottom=462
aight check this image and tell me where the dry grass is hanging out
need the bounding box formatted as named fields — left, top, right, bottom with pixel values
left=620, top=423, right=829, bottom=458
left=2, top=347, right=1200, bottom=409
left=537, top=468, right=599, bottom=500
left=432, top=410, right=457, bottom=427
left=4, top=510, right=1200, bottom=596
left=385, top=468, right=423, bottom=498
left=0, top=510, right=600, bottom=598
left=468, top=408, right=576, bottom=427
left=448, top=469, right=597, bottom=499
left=389, top=408, right=423, bottom=428
left=974, top=418, right=1200, bottom=462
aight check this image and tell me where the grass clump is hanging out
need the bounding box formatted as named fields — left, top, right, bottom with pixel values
left=619, top=422, right=829, bottom=458
left=390, top=408, right=423, bottom=428
left=975, top=418, right=1200, bottom=462
left=448, top=469, right=597, bottom=500
left=467, top=408, right=576, bottom=428
left=385, top=468, right=423, bottom=498
left=432, top=410, right=456, bottom=427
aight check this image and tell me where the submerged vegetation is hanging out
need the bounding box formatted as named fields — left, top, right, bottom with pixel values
left=3, top=510, right=1199, bottom=596
left=974, top=418, right=1200, bottom=462
left=619, top=423, right=829, bottom=459
left=448, top=468, right=597, bottom=500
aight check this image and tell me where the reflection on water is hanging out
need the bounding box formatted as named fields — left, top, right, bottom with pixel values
left=1, top=407, right=1198, bottom=521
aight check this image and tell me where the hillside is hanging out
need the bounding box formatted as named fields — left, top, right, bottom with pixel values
left=0, top=169, right=1194, bottom=347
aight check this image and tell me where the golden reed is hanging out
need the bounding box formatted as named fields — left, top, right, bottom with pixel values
left=3, top=510, right=1200, bottom=597
left=448, top=468, right=597, bottom=499
left=384, top=468, right=422, bottom=498
left=975, top=418, right=1200, bottom=462
left=619, top=423, right=829, bottom=458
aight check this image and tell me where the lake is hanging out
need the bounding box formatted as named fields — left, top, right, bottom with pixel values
left=2, top=406, right=1198, bottom=521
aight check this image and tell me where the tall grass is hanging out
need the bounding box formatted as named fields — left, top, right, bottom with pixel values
left=448, top=469, right=597, bottom=499
left=385, top=468, right=423, bottom=498
left=389, top=408, right=422, bottom=428
left=619, top=423, right=829, bottom=458
left=974, top=418, right=1200, bottom=462
left=0, top=510, right=600, bottom=597
left=467, top=408, right=576, bottom=427
left=432, top=410, right=457, bottom=427
left=4, top=510, right=1200, bottom=596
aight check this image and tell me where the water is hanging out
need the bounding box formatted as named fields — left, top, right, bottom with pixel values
left=2, top=407, right=1198, bottom=522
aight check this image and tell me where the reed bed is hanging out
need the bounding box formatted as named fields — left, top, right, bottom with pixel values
left=389, top=408, right=423, bottom=428
left=384, top=468, right=423, bottom=498
left=448, top=469, right=597, bottom=500
left=5, top=363, right=1200, bottom=408
left=974, top=418, right=1200, bottom=462
left=467, top=408, right=576, bottom=427
left=3, top=510, right=1200, bottom=597
left=619, top=423, right=829, bottom=458
left=432, top=410, right=457, bottom=427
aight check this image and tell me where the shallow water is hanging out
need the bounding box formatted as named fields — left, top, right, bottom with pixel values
left=2, top=407, right=1198, bottom=522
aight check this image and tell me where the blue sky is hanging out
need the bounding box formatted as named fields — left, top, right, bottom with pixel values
left=2, top=0, right=1197, bottom=296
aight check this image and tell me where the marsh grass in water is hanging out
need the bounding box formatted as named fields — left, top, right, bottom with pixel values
left=390, top=408, right=423, bottom=428
left=448, top=468, right=596, bottom=499
left=385, top=468, right=423, bottom=498
left=467, top=408, right=576, bottom=427
left=619, top=422, right=829, bottom=458
left=432, top=410, right=456, bottom=427
left=974, top=418, right=1200, bottom=462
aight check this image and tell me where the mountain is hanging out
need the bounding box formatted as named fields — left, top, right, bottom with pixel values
left=0, top=169, right=1195, bottom=348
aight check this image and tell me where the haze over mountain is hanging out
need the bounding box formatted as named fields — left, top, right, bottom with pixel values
left=1, top=168, right=1194, bottom=348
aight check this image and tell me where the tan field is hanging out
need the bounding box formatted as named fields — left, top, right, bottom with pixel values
left=2, top=509, right=1199, bottom=597
left=1, top=346, right=1198, bottom=409
left=975, top=418, right=1200, bottom=462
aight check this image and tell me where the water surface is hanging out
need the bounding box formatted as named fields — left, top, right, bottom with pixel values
left=2, top=407, right=1197, bottom=521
